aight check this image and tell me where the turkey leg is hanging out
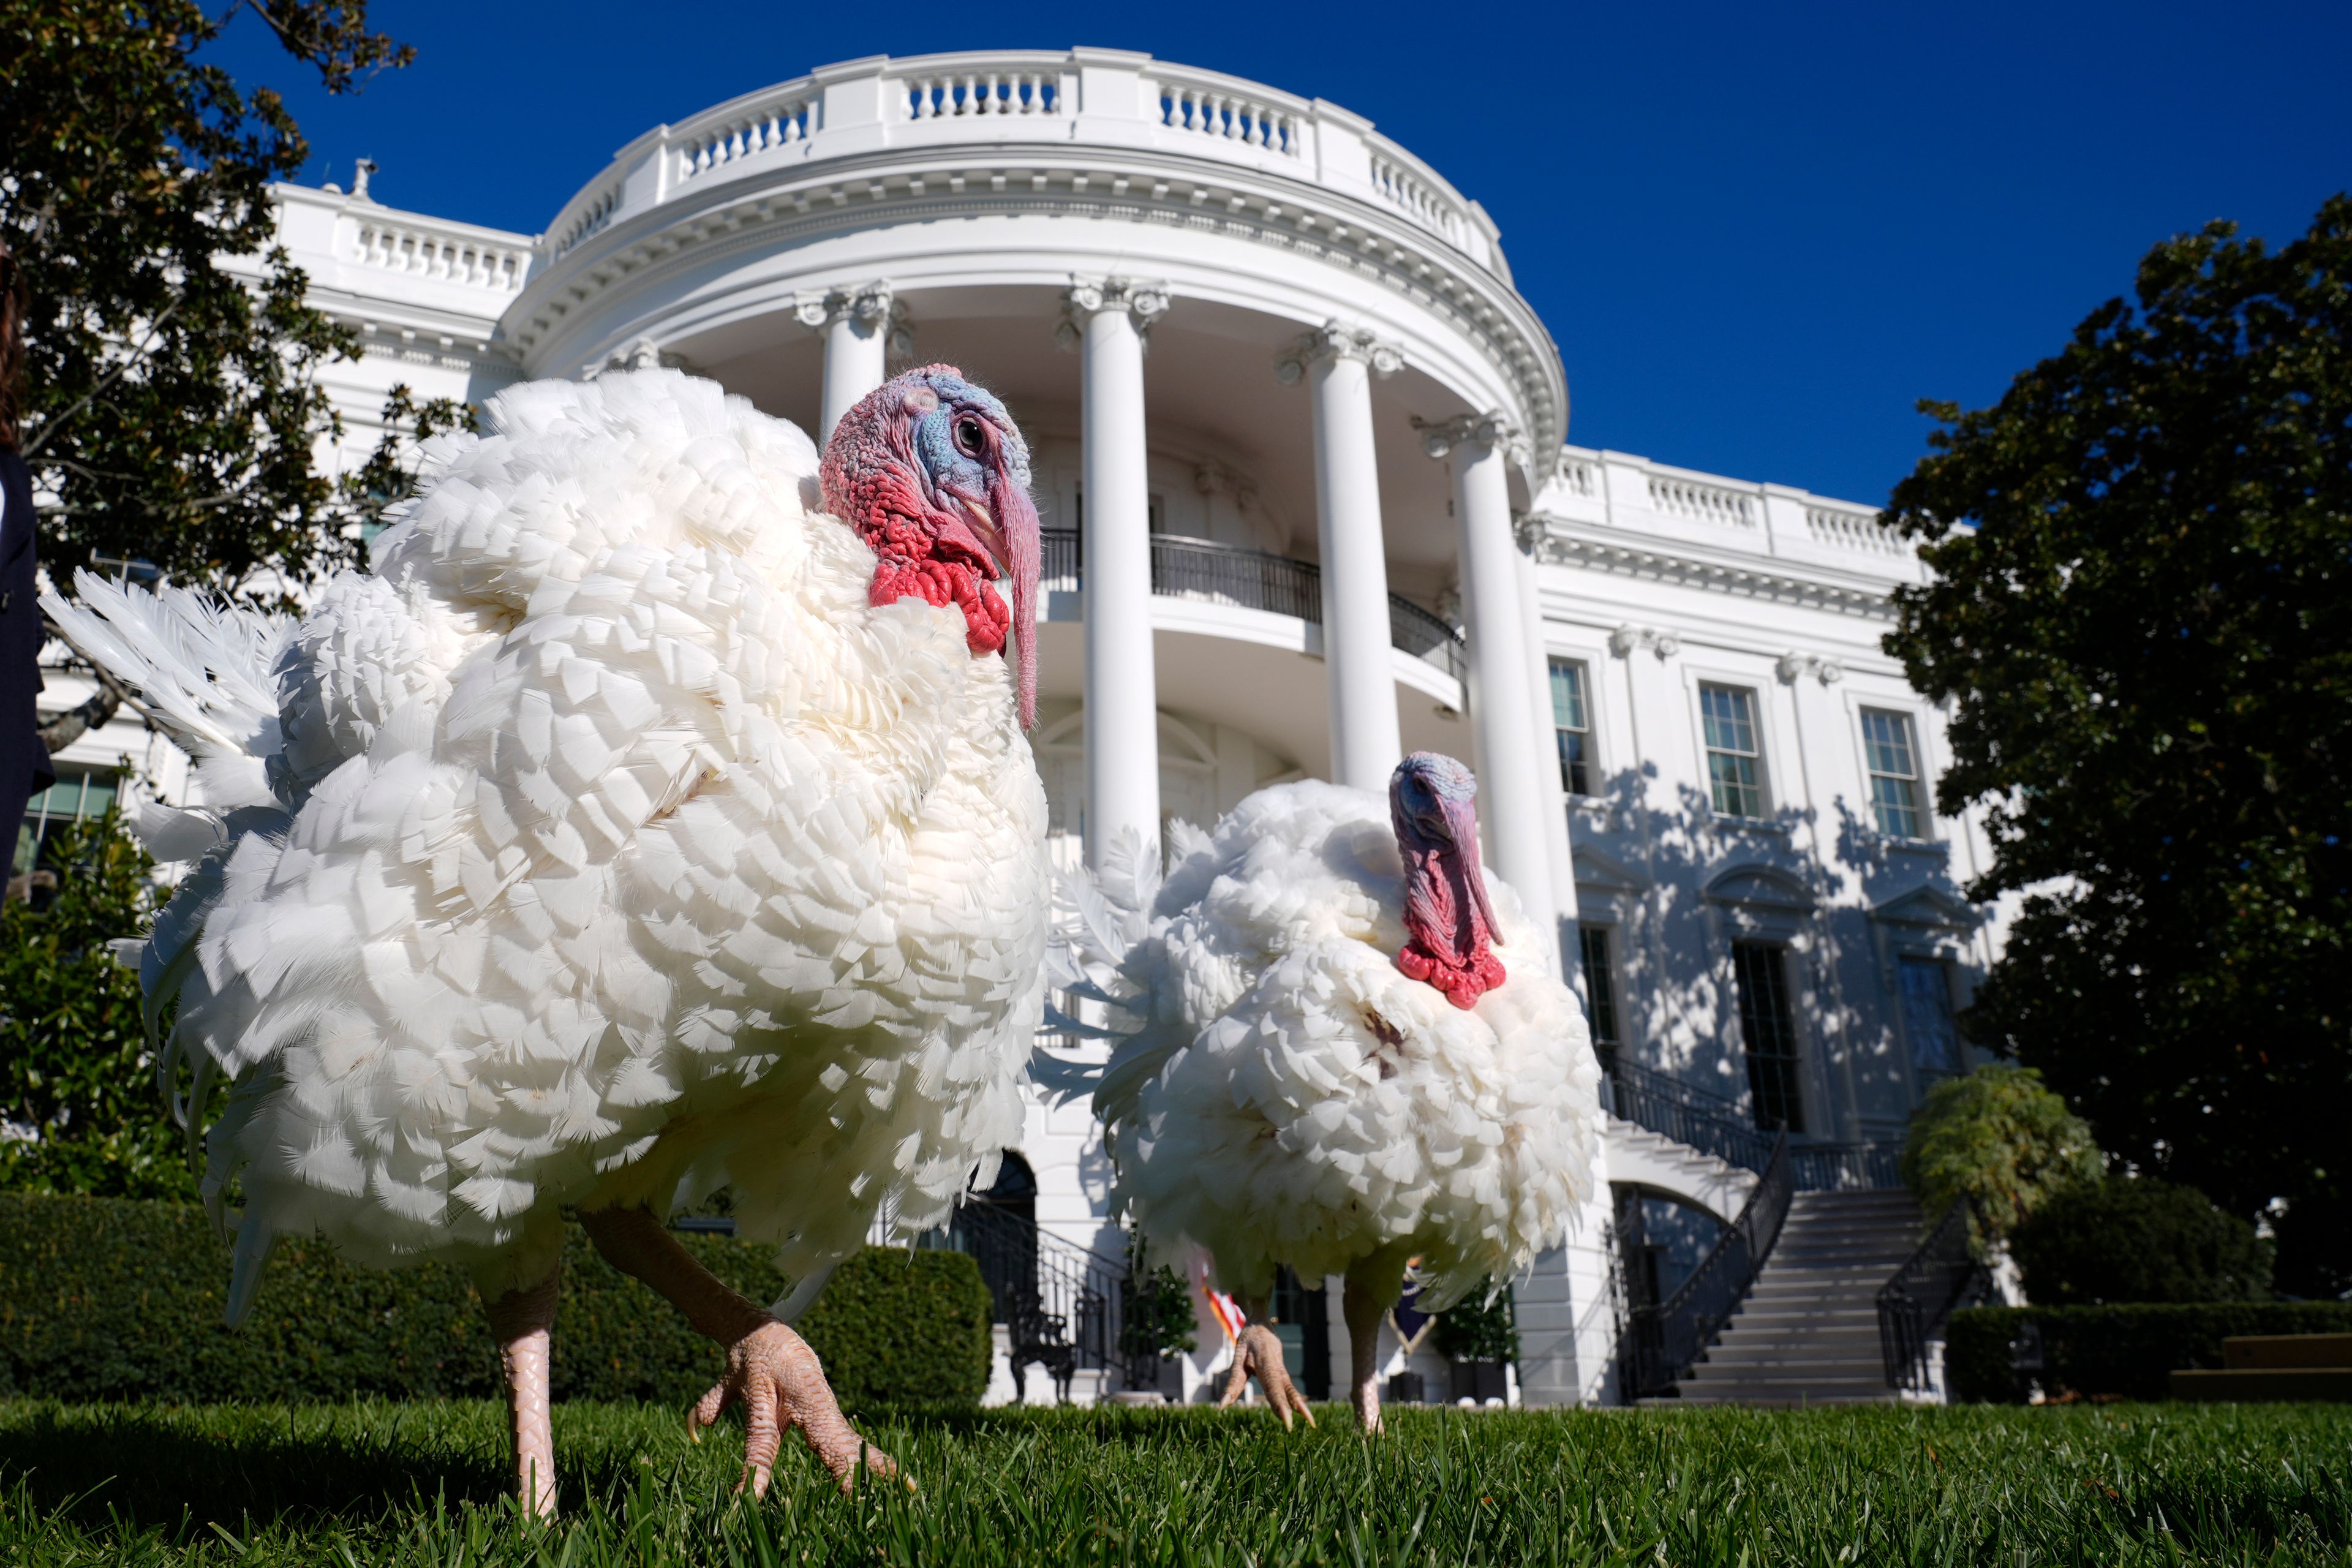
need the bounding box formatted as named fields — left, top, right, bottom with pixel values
left=483, top=1264, right=560, bottom=1518
left=578, top=1206, right=900, bottom=1498
left=1214, top=1293, right=1315, bottom=1429
left=1343, top=1256, right=1410, bottom=1434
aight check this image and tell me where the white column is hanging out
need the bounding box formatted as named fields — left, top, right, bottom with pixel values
left=1516, top=515, right=1583, bottom=984
left=1423, top=414, right=1558, bottom=940
left=1281, top=322, right=1403, bottom=792
left=1071, top=276, right=1170, bottom=868
left=797, top=280, right=901, bottom=446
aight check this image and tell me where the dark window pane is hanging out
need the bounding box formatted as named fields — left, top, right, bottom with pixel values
left=1578, top=925, right=1619, bottom=1048
left=1731, top=941, right=1805, bottom=1133
left=1556, top=728, right=1589, bottom=796
left=1899, top=957, right=1959, bottom=1077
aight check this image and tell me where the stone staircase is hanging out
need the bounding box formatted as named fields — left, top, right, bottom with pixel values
left=1673, top=1188, right=1921, bottom=1406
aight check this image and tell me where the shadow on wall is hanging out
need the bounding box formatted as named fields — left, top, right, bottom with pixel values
left=1578, top=761, right=1973, bottom=1135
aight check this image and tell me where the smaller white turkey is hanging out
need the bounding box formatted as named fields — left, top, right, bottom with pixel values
left=1044, top=755, right=1602, bottom=1431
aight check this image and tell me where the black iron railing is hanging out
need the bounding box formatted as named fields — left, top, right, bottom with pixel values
left=1875, top=1197, right=1988, bottom=1391
left=1038, top=528, right=1466, bottom=682
left=911, top=1197, right=1152, bottom=1400
left=1598, top=1051, right=1904, bottom=1194
left=1618, top=1129, right=1793, bottom=1400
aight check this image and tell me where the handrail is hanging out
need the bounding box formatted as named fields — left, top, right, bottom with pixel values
left=1599, top=1051, right=1904, bottom=1193
left=1039, top=527, right=1466, bottom=682
left=910, top=1197, right=1159, bottom=1396
left=1618, top=1129, right=1793, bottom=1399
left=1875, top=1197, right=1987, bottom=1391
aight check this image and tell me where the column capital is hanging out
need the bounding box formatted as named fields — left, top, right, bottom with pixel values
left=1412, top=410, right=1525, bottom=464
left=1776, top=651, right=1845, bottom=686
left=1275, top=319, right=1403, bottom=384
left=793, top=279, right=912, bottom=350
left=1608, top=623, right=1682, bottom=660
left=1057, top=274, right=1171, bottom=349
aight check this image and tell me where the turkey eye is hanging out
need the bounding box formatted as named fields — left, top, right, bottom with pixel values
left=954, top=417, right=986, bottom=457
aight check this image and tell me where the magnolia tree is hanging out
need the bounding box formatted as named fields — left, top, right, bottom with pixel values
left=1884, top=198, right=2352, bottom=1296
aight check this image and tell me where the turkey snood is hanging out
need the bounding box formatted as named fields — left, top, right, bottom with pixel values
left=820, top=364, right=1041, bottom=727
left=1390, top=752, right=1507, bottom=1009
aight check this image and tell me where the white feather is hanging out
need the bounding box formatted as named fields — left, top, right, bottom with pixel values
left=54, top=369, right=1050, bottom=1312
left=1049, top=780, right=1602, bottom=1311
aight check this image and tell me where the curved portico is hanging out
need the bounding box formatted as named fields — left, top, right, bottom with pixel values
left=503, top=48, right=1575, bottom=941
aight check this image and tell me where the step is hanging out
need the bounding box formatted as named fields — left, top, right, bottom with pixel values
left=1696, top=1352, right=1890, bottom=1374
left=2171, top=1368, right=2352, bottom=1403
left=2225, top=1334, right=2352, bottom=1370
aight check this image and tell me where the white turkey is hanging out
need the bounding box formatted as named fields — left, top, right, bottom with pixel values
left=42, top=366, right=1049, bottom=1513
left=1044, top=755, right=1602, bottom=1431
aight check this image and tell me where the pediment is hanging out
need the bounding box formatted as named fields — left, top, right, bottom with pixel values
left=1870, top=882, right=1980, bottom=932
left=1572, top=843, right=1648, bottom=895
left=1702, top=862, right=1816, bottom=913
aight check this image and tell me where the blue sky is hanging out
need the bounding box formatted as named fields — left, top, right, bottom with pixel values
left=211, top=1, right=2351, bottom=507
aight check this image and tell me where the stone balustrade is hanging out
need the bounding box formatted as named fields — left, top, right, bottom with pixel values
left=540, top=50, right=1504, bottom=279
left=350, top=218, right=527, bottom=293
left=1538, top=445, right=1920, bottom=581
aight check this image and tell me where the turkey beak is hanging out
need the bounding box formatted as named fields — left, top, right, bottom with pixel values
left=989, top=473, right=1041, bottom=730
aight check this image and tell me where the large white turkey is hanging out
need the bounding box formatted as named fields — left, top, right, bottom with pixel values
left=1044, top=755, right=1602, bottom=1431
left=43, top=366, right=1049, bottom=1513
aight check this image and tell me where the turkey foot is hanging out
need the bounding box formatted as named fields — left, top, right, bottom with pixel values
left=690, top=1319, right=900, bottom=1497
left=483, top=1262, right=560, bottom=1518
left=1343, top=1254, right=1411, bottom=1435
left=580, top=1205, right=902, bottom=1498
left=1215, top=1297, right=1315, bottom=1430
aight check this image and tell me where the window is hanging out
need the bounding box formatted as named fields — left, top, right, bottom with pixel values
left=1861, top=709, right=1926, bottom=839
left=1578, top=924, right=1619, bottom=1059
left=12, top=769, right=118, bottom=876
left=1898, top=957, right=1961, bottom=1078
left=1550, top=659, right=1593, bottom=796
left=1699, top=684, right=1766, bottom=818
left=1730, top=941, right=1806, bottom=1133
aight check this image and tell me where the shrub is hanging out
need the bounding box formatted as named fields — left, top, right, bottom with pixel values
left=2009, top=1176, right=2271, bottom=1305
left=1947, top=1302, right=2352, bottom=1403
left=0, top=1193, right=991, bottom=1409
left=1430, top=1280, right=1518, bottom=1365
left=0, top=811, right=199, bottom=1203
left=1119, top=1245, right=1197, bottom=1364
left=1899, top=1065, right=2101, bottom=1242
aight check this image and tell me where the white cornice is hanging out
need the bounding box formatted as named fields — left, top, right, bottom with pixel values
left=506, top=150, right=1563, bottom=464
left=1531, top=517, right=1903, bottom=622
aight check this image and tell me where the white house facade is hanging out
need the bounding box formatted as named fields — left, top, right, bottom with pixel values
left=25, top=49, right=1999, bottom=1408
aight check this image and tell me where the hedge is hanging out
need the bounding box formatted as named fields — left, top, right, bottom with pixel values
left=0, top=1193, right=992, bottom=1409
left=1947, top=1302, right=2352, bottom=1403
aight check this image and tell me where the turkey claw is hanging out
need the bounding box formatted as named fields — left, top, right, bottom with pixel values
left=687, top=1319, right=901, bottom=1498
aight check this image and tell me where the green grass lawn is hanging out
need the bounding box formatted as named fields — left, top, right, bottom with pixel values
left=0, top=1399, right=2343, bottom=1566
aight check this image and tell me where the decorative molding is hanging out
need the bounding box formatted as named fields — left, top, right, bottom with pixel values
left=1274, top=318, right=1403, bottom=383
left=1571, top=842, right=1649, bottom=896
left=1414, top=410, right=1529, bottom=469
left=507, top=165, right=1561, bottom=464
left=1532, top=519, right=1901, bottom=623
left=1192, top=459, right=1257, bottom=511
left=1512, top=513, right=1547, bottom=552
left=1775, top=651, right=1845, bottom=686
left=791, top=279, right=914, bottom=355
left=1055, top=273, right=1171, bottom=350
left=591, top=335, right=691, bottom=377
left=1869, top=882, right=1980, bottom=933
left=1607, top=623, right=1681, bottom=660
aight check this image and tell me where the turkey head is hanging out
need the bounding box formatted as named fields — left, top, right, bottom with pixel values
left=1390, top=752, right=1507, bottom=1009
left=821, top=364, right=1042, bottom=727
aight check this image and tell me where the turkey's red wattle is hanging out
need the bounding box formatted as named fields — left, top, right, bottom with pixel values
left=1396, top=840, right=1507, bottom=1010
left=831, top=461, right=1012, bottom=658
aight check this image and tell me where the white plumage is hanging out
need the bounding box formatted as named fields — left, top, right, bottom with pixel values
left=48, top=371, right=1050, bottom=1324
left=1048, top=776, right=1600, bottom=1409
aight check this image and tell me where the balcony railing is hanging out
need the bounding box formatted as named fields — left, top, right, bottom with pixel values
left=1599, top=1050, right=1904, bottom=1193
left=540, top=51, right=1507, bottom=280
left=1040, top=528, right=1466, bottom=684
